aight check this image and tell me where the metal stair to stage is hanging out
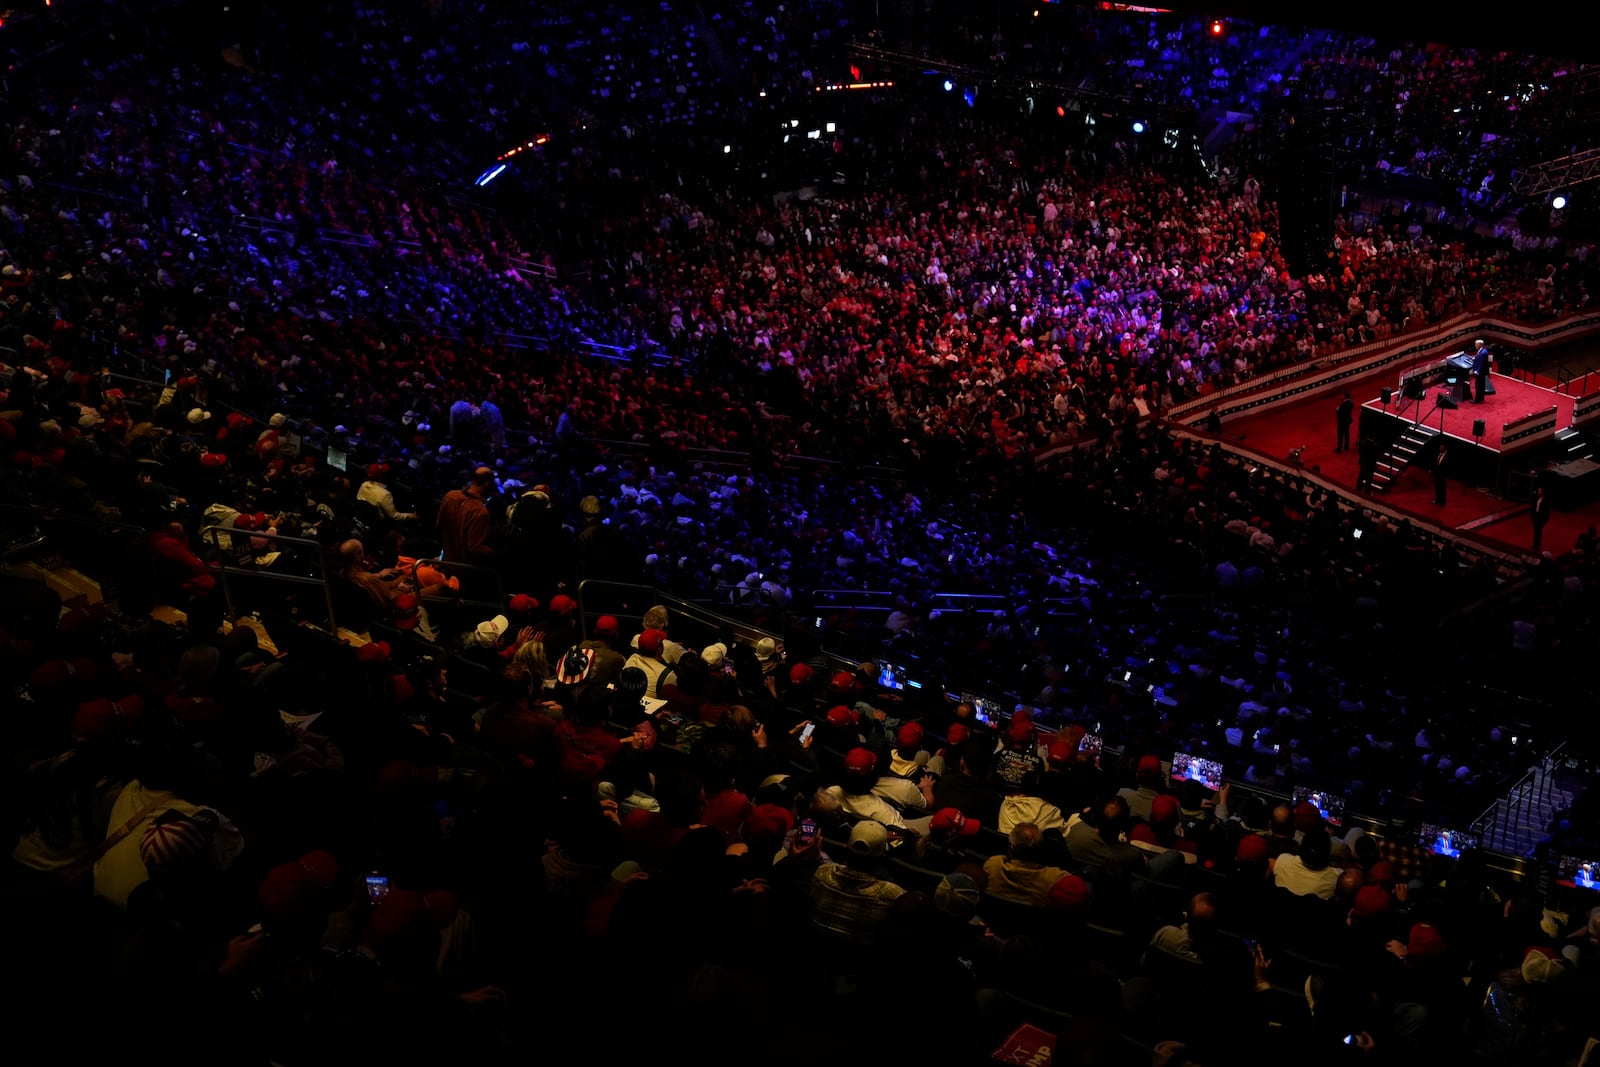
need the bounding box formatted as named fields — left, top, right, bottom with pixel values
left=1555, top=426, right=1594, bottom=462
left=1370, top=423, right=1440, bottom=493
left=1472, top=746, right=1581, bottom=857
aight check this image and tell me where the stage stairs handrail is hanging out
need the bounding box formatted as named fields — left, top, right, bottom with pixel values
left=1368, top=423, right=1439, bottom=494
left=1470, top=741, right=1569, bottom=856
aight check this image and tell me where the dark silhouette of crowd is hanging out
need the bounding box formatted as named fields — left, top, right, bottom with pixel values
left=1, top=4, right=1598, bottom=1066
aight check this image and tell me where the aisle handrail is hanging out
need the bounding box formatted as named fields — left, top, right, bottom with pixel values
left=199, top=525, right=337, bottom=630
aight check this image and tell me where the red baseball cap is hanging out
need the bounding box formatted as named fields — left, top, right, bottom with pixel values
left=1045, top=874, right=1092, bottom=914
left=1136, top=755, right=1163, bottom=777
left=744, top=803, right=794, bottom=846
left=508, top=593, right=540, bottom=614
left=1151, top=795, right=1180, bottom=826
left=946, top=722, right=972, bottom=746
left=1406, top=922, right=1447, bottom=959
left=366, top=889, right=459, bottom=959
left=549, top=594, right=577, bottom=616
left=72, top=695, right=147, bottom=743
left=1046, top=738, right=1075, bottom=765
left=788, top=663, right=814, bottom=686
left=825, top=705, right=856, bottom=729
left=594, top=614, right=620, bottom=637
left=929, top=808, right=981, bottom=837
left=257, top=850, right=339, bottom=923
left=844, top=747, right=878, bottom=775
left=896, top=722, right=925, bottom=749
left=830, top=670, right=856, bottom=693
left=1235, top=834, right=1269, bottom=864
left=637, top=629, right=666, bottom=657
left=1352, top=886, right=1393, bottom=918
left=29, top=657, right=97, bottom=694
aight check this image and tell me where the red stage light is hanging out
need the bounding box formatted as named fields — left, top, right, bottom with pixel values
left=850, top=65, right=861, bottom=82
left=1210, top=20, right=1225, bottom=35
left=1056, top=105, right=1066, bottom=117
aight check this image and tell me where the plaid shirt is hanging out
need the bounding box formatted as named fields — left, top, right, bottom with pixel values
left=809, top=863, right=905, bottom=944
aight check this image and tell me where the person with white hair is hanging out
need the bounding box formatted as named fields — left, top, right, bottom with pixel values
left=629, top=604, right=685, bottom=664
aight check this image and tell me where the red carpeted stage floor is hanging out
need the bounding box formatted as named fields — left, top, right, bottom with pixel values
left=1212, top=367, right=1600, bottom=556
left=1362, top=373, right=1575, bottom=451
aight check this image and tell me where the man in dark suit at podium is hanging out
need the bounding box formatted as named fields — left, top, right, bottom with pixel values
left=1471, top=341, right=1490, bottom=404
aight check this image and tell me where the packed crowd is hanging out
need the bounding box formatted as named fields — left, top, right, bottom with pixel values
left=929, top=7, right=1587, bottom=221
left=9, top=4, right=1595, bottom=477
left=2, top=4, right=1600, bottom=1064
left=7, top=566, right=1600, bottom=1065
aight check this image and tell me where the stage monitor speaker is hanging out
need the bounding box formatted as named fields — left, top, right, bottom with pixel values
left=1402, top=377, right=1426, bottom=400
left=1437, top=394, right=1460, bottom=410
left=1380, top=387, right=1393, bottom=405
left=1472, top=419, right=1486, bottom=437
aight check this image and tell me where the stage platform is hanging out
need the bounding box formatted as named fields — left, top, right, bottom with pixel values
left=1363, top=373, right=1576, bottom=452
left=1209, top=363, right=1600, bottom=558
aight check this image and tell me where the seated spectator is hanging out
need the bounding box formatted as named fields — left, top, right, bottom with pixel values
left=598, top=747, right=660, bottom=815
left=1264, top=803, right=1301, bottom=859
left=357, top=463, right=416, bottom=523
left=997, top=770, right=1068, bottom=835
left=1117, top=754, right=1168, bottom=821
left=993, top=712, right=1045, bottom=789
left=94, top=770, right=244, bottom=910
left=1130, top=794, right=1199, bottom=871
left=577, top=615, right=626, bottom=688
left=839, top=747, right=919, bottom=831
left=809, top=820, right=904, bottom=946
left=623, top=628, right=672, bottom=699
left=1151, top=891, right=1222, bottom=963
left=933, top=742, right=1002, bottom=827
left=887, top=721, right=930, bottom=778
left=867, top=731, right=938, bottom=815
left=975, top=872, right=1122, bottom=1029
left=982, top=823, right=1071, bottom=907
left=1067, top=796, right=1149, bottom=878
left=1273, top=826, right=1339, bottom=900
left=693, top=740, right=753, bottom=845
left=631, top=605, right=686, bottom=666
left=917, top=807, right=985, bottom=872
